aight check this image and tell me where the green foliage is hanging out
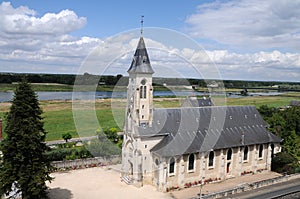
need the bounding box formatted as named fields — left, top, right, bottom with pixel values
left=85, top=130, right=121, bottom=157
left=0, top=79, right=52, bottom=199
left=0, top=73, right=75, bottom=85
left=104, top=127, right=120, bottom=144
left=271, top=152, right=298, bottom=174
left=267, top=113, right=286, bottom=137
left=258, top=105, right=279, bottom=120
left=85, top=138, right=121, bottom=157
left=258, top=105, right=300, bottom=173
left=45, top=145, right=92, bottom=161
left=283, top=130, right=299, bottom=159
left=62, top=133, right=72, bottom=142
left=46, top=132, right=122, bottom=161
left=1, top=72, right=300, bottom=91
left=282, top=107, right=300, bottom=136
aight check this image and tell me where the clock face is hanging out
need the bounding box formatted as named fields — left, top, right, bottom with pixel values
left=141, top=79, right=146, bottom=85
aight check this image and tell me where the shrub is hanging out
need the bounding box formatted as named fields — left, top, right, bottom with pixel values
left=271, top=151, right=298, bottom=174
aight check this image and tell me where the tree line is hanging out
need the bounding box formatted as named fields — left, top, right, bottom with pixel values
left=1, top=72, right=300, bottom=89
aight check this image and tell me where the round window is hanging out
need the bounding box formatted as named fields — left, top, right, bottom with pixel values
left=141, top=79, right=146, bottom=85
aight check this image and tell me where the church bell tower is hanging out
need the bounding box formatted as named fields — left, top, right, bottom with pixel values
left=126, top=36, right=154, bottom=130
left=122, top=18, right=156, bottom=186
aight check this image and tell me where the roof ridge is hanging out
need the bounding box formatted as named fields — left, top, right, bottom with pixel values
left=154, top=105, right=257, bottom=110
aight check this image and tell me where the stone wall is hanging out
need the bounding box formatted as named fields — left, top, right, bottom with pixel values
left=51, top=156, right=121, bottom=171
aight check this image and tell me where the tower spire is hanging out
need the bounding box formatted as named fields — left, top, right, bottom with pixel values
left=140, top=15, right=144, bottom=35
left=127, top=17, right=154, bottom=74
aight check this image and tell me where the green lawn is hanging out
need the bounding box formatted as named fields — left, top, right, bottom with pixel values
left=225, top=95, right=299, bottom=108
left=44, top=108, right=124, bottom=141
left=0, top=93, right=299, bottom=141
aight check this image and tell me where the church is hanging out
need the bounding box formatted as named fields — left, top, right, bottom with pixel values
left=121, top=35, right=282, bottom=192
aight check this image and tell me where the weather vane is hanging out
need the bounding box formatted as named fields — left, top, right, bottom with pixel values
left=140, top=15, right=144, bottom=35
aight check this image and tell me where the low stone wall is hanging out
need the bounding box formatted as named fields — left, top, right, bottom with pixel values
left=192, top=173, right=300, bottom=199
left=51, top=156, right=121, bottom=171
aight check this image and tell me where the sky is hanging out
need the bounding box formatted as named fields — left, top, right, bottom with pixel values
left=0, top=0, right=300, bottom=82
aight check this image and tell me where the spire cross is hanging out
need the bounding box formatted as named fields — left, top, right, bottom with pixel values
left=140, top=15, right=144, bottom=35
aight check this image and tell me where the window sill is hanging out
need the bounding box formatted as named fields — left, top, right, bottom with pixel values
left=187, top=170, right=195, bottom=173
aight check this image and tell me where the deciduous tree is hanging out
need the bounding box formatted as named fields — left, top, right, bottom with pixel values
left=62, top=133, right=72, bottom=143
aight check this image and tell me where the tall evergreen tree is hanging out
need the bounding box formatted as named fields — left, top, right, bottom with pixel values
left=0, top=79, right=52, bottom=199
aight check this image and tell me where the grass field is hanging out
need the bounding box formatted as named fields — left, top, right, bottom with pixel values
left=0, top=93, right=299, bottom=141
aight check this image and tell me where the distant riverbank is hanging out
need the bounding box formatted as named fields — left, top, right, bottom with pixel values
left=0, top=90, right=202, bottom=102
left=0, top=90, right=285, bottom=102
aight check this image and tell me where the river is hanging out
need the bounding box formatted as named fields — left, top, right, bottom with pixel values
left=0, top=90, right=282, bottom=102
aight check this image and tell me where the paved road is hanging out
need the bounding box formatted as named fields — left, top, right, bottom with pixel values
left=225, top=178, right=300, bottom=199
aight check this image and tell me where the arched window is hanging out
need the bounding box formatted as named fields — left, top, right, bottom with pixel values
left=140, top=86, right=143, bottom=98
left=208, top=151, right=214, bottom=167
left=243, top=146, right=248, bottom=161
left=139, top=86, right=147, bottom=99
left=188, top=154, right=195, bottom=171
left=143, top=86, right=147, bottom=98
left=259, top=144, right=263, bottom=158
left=227, top=148, right=232, bottom=161
left=169, top=157, right=175, bottom=174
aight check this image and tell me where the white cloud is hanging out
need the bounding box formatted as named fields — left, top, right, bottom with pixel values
left=0, top=2, right=101, bottom=73
left=0, top=2, right=86, bottom=35
left=79, top=34, right=300, bottom=82
left=185, top=0, right=300, bottom=51
left=203, top=50, right=300, bottom=81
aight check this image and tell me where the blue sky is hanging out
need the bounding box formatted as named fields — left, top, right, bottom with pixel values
left=0, top=0, right=300, bottom=81
left=6, top=0, right=203, bottom=38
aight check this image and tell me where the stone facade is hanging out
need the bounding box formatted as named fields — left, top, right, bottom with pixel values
left=152, top=143, right=281, bottom=191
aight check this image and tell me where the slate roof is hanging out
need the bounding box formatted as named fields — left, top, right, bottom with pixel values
left=135, top=106, right=281, bottom=157
left=181, top=97, right=214, bottom=107
left=290, top=100, right=300, bottom=106
left=127, top=37, right=154, bottom=74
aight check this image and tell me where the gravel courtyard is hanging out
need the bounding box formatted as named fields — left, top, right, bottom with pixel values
left=47, top=167, right=172, bottom=199
left=47, top=165, right=281, bottom=199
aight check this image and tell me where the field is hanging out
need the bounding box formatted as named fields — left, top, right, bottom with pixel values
left=0, top=93, right=299, bottom=141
